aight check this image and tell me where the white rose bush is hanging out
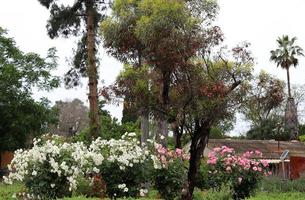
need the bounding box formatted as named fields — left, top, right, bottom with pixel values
left=4, top=136, right=102, bottom=199
left=4, top=133, right=161, bottom=199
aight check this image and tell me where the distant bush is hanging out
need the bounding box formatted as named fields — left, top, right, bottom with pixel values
left=258, top=176, right=305, bottom=193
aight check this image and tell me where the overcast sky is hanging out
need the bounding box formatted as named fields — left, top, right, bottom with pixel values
left=1, top=0, right=305, bottom=135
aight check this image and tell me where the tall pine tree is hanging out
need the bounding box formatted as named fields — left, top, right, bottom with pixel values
left=38, top=0, right=108, bottom=138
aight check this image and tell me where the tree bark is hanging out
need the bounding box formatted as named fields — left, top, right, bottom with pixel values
left=157, top=70, right=171, bottom=146
left=171, top=121, right=182, bottom=149
left=140, top=108, right=149, bottom=145
left=285, top=97, right=299, bottom=140
left=182, top=120, right=210, bottom=200
left=157, top=117, right=168, bottom=147
left=86, top=0, right=100, bottom=139
left=287, top=68, right=291, bottom=98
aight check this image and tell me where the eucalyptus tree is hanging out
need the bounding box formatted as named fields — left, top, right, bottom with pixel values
left=100, top=0, right=150, bottom=144
left=270, top=35, right=304, bottom=139
left=180, top=43, right=254, bottom=199
left=101, top=0, right=218, bottom=145
left=241, top=71, right=285, bottom=126
left=37, top=0, right=110, bottom=138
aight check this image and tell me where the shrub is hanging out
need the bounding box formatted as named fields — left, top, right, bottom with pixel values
left=195, top=160, right=210, bottom=190
left=4, top=133, right=153, bottom=199
left=153, top=144, right=189, bottom=200
left=258, top=176, right=305, bottom=193
left=89, top=133, right=153, bottom=198
left=206, top=146, right=271, bottom=199
left=4, top=136, right=98, bottom=199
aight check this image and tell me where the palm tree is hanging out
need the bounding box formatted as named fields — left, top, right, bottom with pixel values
left=270, top=35, right=304, bottom=98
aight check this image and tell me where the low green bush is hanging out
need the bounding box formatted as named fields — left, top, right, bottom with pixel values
left=258, top=176, right=305, bottom=193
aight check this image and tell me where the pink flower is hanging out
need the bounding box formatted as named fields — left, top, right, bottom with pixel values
left=255, top=150, right=263, bottom=157
left=261, top=159, right=269, bottom=167
left=213, top=147, right=221, bottom=152
left=253, top=166, right=258, bottom=171
left=207, top=157, right=218, bottom=165
left=175, top=148, right=183, bottom=156
left=226, top=166, right=232, bottom=172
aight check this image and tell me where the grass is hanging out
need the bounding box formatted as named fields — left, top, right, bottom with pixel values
left=257, top=176, right=305, bottom=193
left=2, top=181, right=305, bottom=200
left=0, top=182, right=24, bottom=200
left=247, top=192, right=305, bottom=200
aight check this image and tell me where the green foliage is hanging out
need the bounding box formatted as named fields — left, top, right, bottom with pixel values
left=299, top=124, right=305, bottom=138
left=257, top=176, right=305, bottom=193
left=246, top=118, right=290, bottom=141
left=0, top=182, right=24, bottom=200
left=241, top=71, right=285, bottom=126
left=0, top=27, right=59, bottom=152
left=154, top=159, right=187, bottom=200
left=203, top=184, right=232, bottom=200
left=100, top=160, right=153, bottom=198
left=73, top=100, right=140, bottom=143
left=24, top=161, right=72, bottom=199
left=38, top=0, right=106, bottom=87
left=247, top=192, right=305, bottom=200
left=195, top=161, right=210, bottom=190
left=210, top=127, right=226, bottom=139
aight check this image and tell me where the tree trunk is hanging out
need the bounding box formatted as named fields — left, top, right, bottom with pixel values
left=157, top=117, right=168, bottom=147
left=140, top=108, right=149, bottom=145
left=157, top=70, right=171, bottom=146
left=86, top=0, right=100, bottom=139
left=182, top=120, right=210, bottom=200
left=285, top=97, right=299, bottom=140
left=171, top=121, right=182, bottom=149
left=287, top=68, right=291, bottom=98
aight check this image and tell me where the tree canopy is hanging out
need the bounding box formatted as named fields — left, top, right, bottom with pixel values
left=0, top=27, right=59, bottom=151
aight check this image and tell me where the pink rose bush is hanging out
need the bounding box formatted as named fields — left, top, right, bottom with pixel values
left=153, top=144, right=189, bottom=200
left=207, top=146, right=271, bottom=199
left=153, top=143, right=189, bottom=169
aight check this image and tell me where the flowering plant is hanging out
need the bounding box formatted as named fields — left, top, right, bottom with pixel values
left=91, top=133, right=153, bottom=198
left=153, top=144, right=189, bottom=200
left=207, top=146, right=271, bottom=199
left=4, top=133, right=153, bottom=199
left=4, top=137, right=99, bottom=199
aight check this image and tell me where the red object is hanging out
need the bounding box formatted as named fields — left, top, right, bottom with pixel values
left=290, top=156, right=305, bottom=179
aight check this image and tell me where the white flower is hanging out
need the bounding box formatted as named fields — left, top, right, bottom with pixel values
left=32, top=171, right=37, bottom=176
left=118, top=183, right=126, bottom=189
left=93, top=167, right=100, bottom=173
left=51, top=184, right=55, bottom=188
left=140, top=188, right=148, bottom=197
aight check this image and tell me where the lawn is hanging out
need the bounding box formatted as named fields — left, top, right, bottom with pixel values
left=1, top=182, right=305, bottom=200
left=247, top=192, right=305, bottom=200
